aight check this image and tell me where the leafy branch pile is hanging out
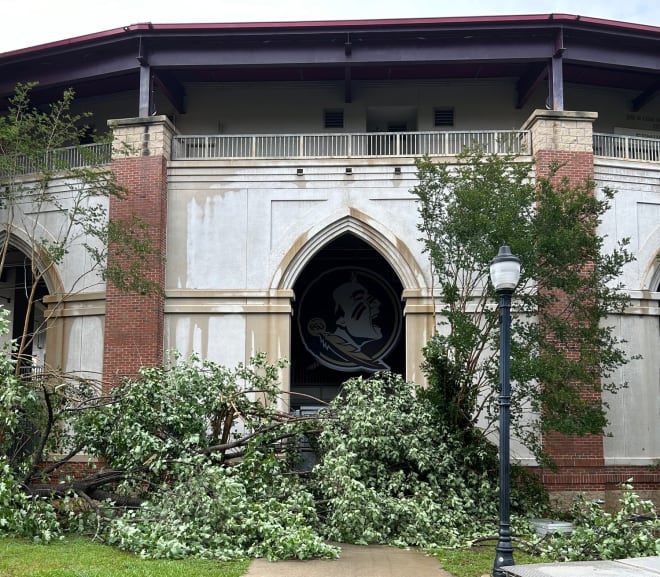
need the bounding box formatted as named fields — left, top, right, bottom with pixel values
left=2, top=337, right=657, bottom=562
left=0, top=332, right=544, bottom=559
left=0, top=458, right=60, bottom=542
left=83, top=352, right=337, bottom=561
left=536, top=483, right=660, bottom=561
left=316, top=372, right=502, bottom=547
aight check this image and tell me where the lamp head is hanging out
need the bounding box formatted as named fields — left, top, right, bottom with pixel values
left=489, top=245, right=521, bottom=293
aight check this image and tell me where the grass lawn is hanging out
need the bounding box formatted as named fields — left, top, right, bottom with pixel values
left=0, top=536, right=250, bottom=577
left=1, top=535, right=550, bottom=577
left=434, top=543, right=546, bottom=577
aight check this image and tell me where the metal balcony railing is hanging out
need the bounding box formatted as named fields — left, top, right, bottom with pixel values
left=2, top=142, right=112, bottom=177
left=4, top=132, right=659, bottom=176
left=19, top=363, right=46, bottom=382
left=172, top=130, right=531, bottom=160
left=593, top=133, right=660, bottom=162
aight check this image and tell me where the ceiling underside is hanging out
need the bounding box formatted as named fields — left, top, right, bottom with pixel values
left=1, top=19, right=658, bottom=110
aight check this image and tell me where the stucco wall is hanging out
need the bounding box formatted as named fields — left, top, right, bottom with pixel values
left=166, top=161, right=427, bottom=291
left=595, top=160, right=660, bottom=466
left=164, top=159, right=433, bottom=386
left=1, top=175, right=109, bottom=376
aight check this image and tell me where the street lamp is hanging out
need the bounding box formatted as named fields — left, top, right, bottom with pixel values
left=490, top=245, right=521, bottom=577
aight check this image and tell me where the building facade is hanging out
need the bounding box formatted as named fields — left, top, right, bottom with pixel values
left=1, top=14, right=659, bottom=504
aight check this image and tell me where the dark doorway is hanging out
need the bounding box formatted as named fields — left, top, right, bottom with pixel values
left=290, top=234, right=404, bottom=411
left=0, top=246, right=49, bottom=370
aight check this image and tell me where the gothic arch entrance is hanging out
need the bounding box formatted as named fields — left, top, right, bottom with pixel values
left=289, top=234, right=405, bottom=410
left=0, top=244, right=51, bottom=370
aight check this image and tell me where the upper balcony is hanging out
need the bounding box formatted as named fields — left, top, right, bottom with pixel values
left=171, top=130, right=531, bottom=160
left=1, top=142, right=113, bottom=178
left=3, top=131, right=660, bottom=178
left=171, top=131, right=660, bottom=163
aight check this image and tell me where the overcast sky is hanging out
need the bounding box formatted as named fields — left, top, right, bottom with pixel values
left=1, top=0, right=659, bottom=53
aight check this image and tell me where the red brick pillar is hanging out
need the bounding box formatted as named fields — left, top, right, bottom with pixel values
left=102, top=116, right=174, bottom=389
left=522, top=110, right=606, bottom=502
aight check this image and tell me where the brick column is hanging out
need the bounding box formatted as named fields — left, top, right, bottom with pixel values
left=524, top=110, right=597, bottom=186
left=102, top=116, right=174, bottom=389
left=522, top=110, right=607, bottom=500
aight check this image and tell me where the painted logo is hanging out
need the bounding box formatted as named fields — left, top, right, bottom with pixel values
left=297, top=267, right=402, bottom=372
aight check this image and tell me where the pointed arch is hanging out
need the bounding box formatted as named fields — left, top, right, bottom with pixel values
left=272, top=208, right=428, bottom=292
left=639, top=224, right=660, bottom=292
left=0, top=228, right=64, bottom=295
left=647, top=255, right=660, bottom=293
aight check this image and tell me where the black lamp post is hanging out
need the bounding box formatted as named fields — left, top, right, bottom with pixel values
left=489, top=245, right=521, bottom=577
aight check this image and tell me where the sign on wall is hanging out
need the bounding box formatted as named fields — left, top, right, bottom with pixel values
left=297, top=266, right=402, bottom=372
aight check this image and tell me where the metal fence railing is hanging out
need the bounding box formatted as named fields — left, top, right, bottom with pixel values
left=172, top=130, right=531, bottom=160
left=2, top=142, right=112, bottom=177
left=5, top=132, right=658, bottom=174
left=593, top=133, right=660, bottom=162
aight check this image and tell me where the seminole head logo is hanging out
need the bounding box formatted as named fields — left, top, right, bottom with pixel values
left=297, top=267, right=402, bottom=372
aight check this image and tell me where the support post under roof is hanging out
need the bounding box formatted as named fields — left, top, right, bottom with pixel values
left=139, top=63, right=152, bottom=118
left=548, top=29, right=565, bottom=111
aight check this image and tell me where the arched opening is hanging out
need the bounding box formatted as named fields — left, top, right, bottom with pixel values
left=289, top=234, right=405, bottom=410
left=0, top=244, right=51, bottom=465
left=0, top=245, right=50, bottom=372
left=654, top=263, right=660, bottom=293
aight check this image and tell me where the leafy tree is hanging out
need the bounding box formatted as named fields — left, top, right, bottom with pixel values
left=412, top=149, right=635, bottom=464
left=0, top=82, right=162, bottom=487
left=0, top=82, right=156, bottom=374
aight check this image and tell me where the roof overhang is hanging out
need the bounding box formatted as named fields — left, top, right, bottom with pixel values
left=1, top=14, right=659, bottom=113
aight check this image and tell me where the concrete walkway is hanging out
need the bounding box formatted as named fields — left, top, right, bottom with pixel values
left=245, top=545, right=660, bottom=577
left=244, top=543, right=454, bottom=577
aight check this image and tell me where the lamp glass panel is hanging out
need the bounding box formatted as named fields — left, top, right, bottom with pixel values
left=490, top=259, right=521, bottom=291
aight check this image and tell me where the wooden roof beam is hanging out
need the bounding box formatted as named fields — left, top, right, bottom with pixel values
left=516, top=62, right=547, bottom=109
left=153, top=70, right=185, bottom=114
left=632, top=81, right=660, bottom=112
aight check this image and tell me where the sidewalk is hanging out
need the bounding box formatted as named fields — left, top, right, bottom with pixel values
left=244, top=543, right=453, bottom=577
left=244, top=544, right=660, bottom=577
